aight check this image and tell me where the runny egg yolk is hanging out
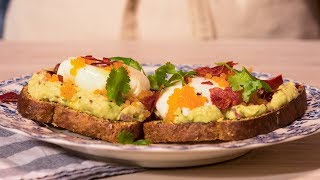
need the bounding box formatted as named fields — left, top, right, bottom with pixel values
left=70, top=57, right=86, bottom=76
left=166, top=84, right=208, bottom=121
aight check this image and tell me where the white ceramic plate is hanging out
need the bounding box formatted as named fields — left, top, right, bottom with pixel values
left=0, top=64, right=319, bottom=168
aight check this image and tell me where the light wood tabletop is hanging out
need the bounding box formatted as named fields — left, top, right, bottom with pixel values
left=0, top=40, right=319, bottom=180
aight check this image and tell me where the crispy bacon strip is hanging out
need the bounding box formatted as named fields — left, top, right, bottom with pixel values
left=263, top=74, right=283, bottom=90
left=209, top=87, right=242, bottom=110
left=140, top=90, right=161, bottom=112
left=195, top=61, right=237, bottom=77
left=102, top=57, right=111, bottom=63
left=256, top=89, right=274, bottom=102
left=57, top=75, right=63, bottom=82
left=0, top=92, right=19, bottom=103
left=82, top=55, right=97, bottom=60
left=53, top=63, right=60, bottom=74
left=201, top=81, right=213, bottom=85
left=81, top=55, right=112, bottom=67
left=45, top=69, right=64, bottom=82
left=78, top=55, right=114, bottom=67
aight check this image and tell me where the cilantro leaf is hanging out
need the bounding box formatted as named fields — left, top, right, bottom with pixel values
left=109, top=57, right=144, bottom=73
left=117, top=131, right=135, bottom=144
left=228, top=67, right=272, bottom=102
left=215, top=61, right=238, bottom=73
left=117, top=131, right=151, bottom=145
left=147, top=62, right=175, bottom=90
left=106, top=67, right=130, bottom=105
left=148, top=62, right=195, bottom=90
left=133, top=139, right=151, bottom=145
left=147, top=75, right=160, bottom=91
left=169, top=70, right=196, bottom=85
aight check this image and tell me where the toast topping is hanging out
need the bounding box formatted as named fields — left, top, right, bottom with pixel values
left=57, top=56, right=150, bottom=97
left=267, top=82, right=299, bottom=111
left=152, top=61, right=301, bottom=123
left=70, top=57, right=86, bottom=76
left=28, top=71, right=150, bottom=122
left=27, top=55, right=152, bottom=122
left=207, top=73, right=230, bottom=88
left=106, top=67, right=130, bottom=105
left=195, top=61, right=237, bottom=77
left=166, top=84, right=207, bottom=121
left=60, top=82, right=76, bottom=101
left=209, top=87, right=242, bottom=110
left=228, top=67, right=272, bottom=102
left=264, top=75, right=284, bottom=90
left=148, top=62, right=196, bottom=91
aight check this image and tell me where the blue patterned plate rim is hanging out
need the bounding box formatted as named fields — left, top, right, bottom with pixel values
left=0, top=64, right=319, bottom=152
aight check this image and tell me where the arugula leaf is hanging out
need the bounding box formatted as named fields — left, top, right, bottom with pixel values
left=109, top=57, right=144, bottom=73
left=148, top=62, right=195, bottom=90
left=106, top=67, right=130, bottom=105
left=228, top=67, right=272, bottom=102
left=117, top=131, right=151, bottom=145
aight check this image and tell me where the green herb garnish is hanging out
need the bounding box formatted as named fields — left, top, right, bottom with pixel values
left=228, top=67, right=272, bottom=102
left=106, top=67, right=130, bottom=105
left=110, top=57, right=144, bottom=74
left=117, top=131, right=151, bottom=145
left=117, top=131, right=135, bottom=144
left=148, top=62, right=195, bottom=90
left=215, top=62, right=237, bottom=72
left=133, top=139, right=151, bottom=145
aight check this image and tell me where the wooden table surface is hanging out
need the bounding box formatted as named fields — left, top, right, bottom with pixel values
left=0, top=40, right=319, bottom=180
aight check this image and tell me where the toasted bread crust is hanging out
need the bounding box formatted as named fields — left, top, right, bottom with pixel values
left=53, top=105, right=142, bottom=142
left=17, top=86, right=142, bottom=143
left=144, top=87, right=307, bottom=143
left=17, top=87, right=55, bottom=123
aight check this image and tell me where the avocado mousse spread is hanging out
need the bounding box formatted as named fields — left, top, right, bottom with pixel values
left=150, top=62, right=300, bottom=124
left=27, top=55, right=152, bottom=122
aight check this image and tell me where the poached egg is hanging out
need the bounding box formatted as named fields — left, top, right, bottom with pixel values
left=155, top=77, right=225, bottom=120
left=57, top=57, right=150, bottom=96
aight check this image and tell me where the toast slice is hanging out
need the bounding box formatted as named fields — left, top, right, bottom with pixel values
left=17, top=86, right=143, bottom=143
left=144, top=86, right=307, bottom=143
left=17, top=86, right=56, bottom=123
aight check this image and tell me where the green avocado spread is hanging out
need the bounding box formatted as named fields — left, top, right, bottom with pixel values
left=27, top=72, right=148, bottom=122
left=173, top=105, right=224, bottom=123
left=166, top=82, right=299, bottom=123
left=28, top=72, right=300, bottom=123
left=267, top=82, right=299, bottom=111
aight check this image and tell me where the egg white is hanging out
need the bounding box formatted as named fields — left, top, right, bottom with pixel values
left=57, top=58, right=150, bottom=96
left=155, top=77, right=222, bottom=119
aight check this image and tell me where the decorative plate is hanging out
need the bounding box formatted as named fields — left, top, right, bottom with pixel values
left=0, top=64, right=319, bottom=168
